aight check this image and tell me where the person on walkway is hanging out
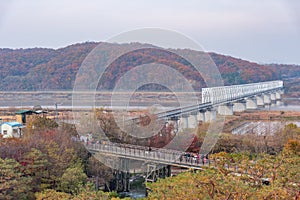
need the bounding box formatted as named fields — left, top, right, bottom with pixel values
left=205, top=154, right=210, bottom=165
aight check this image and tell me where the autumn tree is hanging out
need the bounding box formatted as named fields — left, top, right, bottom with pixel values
left=147, top=137, right=300, bottom=199
left=26, top=116, right=58, bottom=134
left=35, top=189, right=71, bottom=200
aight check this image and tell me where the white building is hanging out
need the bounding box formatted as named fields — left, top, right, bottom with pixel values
left=0, top=122, right=24, bottom=138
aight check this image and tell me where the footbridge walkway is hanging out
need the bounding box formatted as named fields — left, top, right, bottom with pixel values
left=87, top=142, right=208, bottom=170
left=86, top=142, right=270, bottom=192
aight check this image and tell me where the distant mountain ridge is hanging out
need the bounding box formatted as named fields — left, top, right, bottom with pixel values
left=0, top=42, right=299, bottom=97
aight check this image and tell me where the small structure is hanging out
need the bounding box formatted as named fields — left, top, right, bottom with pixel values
left=0, top=122, right=24, bottom=138
left=15, top=106, right=48, bottom=124
left=15, top=110, right=34, bottom=124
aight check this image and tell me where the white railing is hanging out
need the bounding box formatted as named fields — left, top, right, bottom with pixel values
left=86, top=142, right=210, bottom=168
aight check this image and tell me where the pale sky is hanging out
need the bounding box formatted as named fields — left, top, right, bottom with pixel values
left=0, top=0, right=299, bottom=64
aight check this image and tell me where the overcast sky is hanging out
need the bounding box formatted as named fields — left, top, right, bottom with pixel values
left=0, top=0, right=299, bottom=64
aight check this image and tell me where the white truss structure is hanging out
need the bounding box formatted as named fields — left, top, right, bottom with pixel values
left=202, top=80, right=283, bottom=104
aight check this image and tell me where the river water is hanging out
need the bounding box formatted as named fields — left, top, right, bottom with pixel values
left=119, top=176, right=146, bottom=199
left=262, top=104, right=300, bottom=112
left=232, top=99, right=300, bottom=135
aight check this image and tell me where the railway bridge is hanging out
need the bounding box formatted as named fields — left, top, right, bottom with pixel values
left=153, top=80, right=284, bottom=129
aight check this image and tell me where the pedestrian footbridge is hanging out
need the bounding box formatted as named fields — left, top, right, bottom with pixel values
left=87, top=142, right=209, bottom=170
left=86, top=141, right=210, bottom=191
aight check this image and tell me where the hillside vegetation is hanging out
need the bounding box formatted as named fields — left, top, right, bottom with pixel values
left=0, top=42, right=299, bottom=96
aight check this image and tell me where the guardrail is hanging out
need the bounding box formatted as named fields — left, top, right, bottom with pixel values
left=86, top=142, right=210, bottom=169
left=86, top=142, right=271, bottom=184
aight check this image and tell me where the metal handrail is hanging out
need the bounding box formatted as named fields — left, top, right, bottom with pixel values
left=86, top=142, right=210, bottom=168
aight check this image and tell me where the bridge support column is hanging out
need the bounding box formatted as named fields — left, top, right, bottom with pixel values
left=166, top=165, right=171, bottom=177
left=246, top=97, right=257, bottom=109
left=168, top=116, right=179, bottom=133
left=233, top=100, right=246, bottom=112
left=205, top=108, right=216, bottom=122
left=187, top=112, right=198, bottom=128
left=158, top=165, right=171, bottom=179
left=145, top=164, right=158, bottom=182
left=271, top=101, right=276, bottom=107
left=275, top=91, right=281, bottom=100
left=180, top=114, right=189, bottom=129
left=218, top=103, right=234, bottom=115
left=270, top=93, right=276, bottom=101
left=276, top=100, right=282, bottom=106
left=197, top=109, right=206, bottom=122
left=113, top=171, right=130, bottom=192
left=256, top=95, right=265, bottom=107
left=145, top=164, right=171, bottom=183
left=263, top=93, right=271, bottom=105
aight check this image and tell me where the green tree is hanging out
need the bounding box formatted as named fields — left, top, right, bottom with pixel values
left=44, top=140, right=78, bottom=189
left=0, top=158, right=32, bottom=200
left=72, top=182, right=111, bottom=200
left=21, top=148, right=50, bottom=191
left=59, top=161, right=88, bottom=194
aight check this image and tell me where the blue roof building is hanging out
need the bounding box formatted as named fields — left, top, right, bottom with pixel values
left=1, top=121, right=25, bottom=138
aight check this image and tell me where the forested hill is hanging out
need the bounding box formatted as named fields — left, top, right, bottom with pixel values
left=0, top=42, right=299, bottom=96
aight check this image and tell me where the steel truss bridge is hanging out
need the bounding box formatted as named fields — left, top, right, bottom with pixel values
left=155, top=80, right=283, bottom=120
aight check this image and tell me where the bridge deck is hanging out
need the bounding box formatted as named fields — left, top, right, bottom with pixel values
left=87, top=142, right=210, bottom=170
left=86, top=142, right=271, bottom=184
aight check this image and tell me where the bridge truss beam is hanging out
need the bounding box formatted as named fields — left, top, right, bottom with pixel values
left=202, top=80, right=283, bottom=104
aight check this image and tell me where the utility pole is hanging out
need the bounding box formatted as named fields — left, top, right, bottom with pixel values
left=55, top=102, right=58, bottom=121
left=55, top=102, right=63, bottom=122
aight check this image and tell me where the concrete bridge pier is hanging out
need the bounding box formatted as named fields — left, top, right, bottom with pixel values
left=187, top=112, right=198, bottom=128
left=246, top=97, right=258, bottom=109
left=275, top=91, right=281, bottom=100
left=218, top=103, right=234, bottom=115
left=167, top=116, right=179, bottom=133
left=256, top=95, right=265, bottom=107
left=263, top=93, right=271, bottom=105
left=270, top=93, right=276, bottom=102
left=270, top=96, right=277, bottom=107
left=197, top=109, right=206, bottom=122
left=178, top=112, right=198, bottom=129
left=205, top=108, right=216, bottom=122
left=276, top=100, right=282, bottom=106
left=233, top=100, right=246, bottom=112
left=271, top=101, right=276, bottom=107
left=180, top=114, right=189, bottom=129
